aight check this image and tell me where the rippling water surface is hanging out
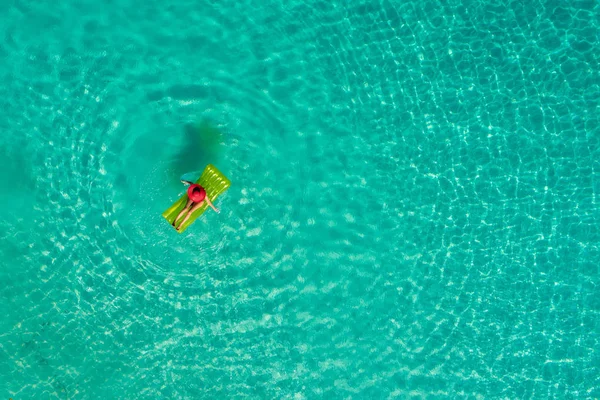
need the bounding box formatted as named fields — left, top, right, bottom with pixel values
left=1, top=0, right=599, bottom=398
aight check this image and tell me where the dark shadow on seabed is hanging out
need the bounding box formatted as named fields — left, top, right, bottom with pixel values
left=0, top=143, right=36, bottom=216
left=169, top=119, right=225, bottom=182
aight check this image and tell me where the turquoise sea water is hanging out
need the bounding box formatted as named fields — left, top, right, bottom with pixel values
left=1, top=0, right=599, bottom=398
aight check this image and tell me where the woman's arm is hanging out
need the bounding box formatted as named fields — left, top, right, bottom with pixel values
left=205, top=196, right=220, bottom=214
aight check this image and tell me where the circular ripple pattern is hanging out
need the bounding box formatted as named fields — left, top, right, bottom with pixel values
left=1, top=0, right=599, bottom=398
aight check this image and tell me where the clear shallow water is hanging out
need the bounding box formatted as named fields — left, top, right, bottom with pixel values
left=1, top=0, right=599, bottom=398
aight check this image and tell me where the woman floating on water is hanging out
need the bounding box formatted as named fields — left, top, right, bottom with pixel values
left=172, top=181, right=219, bottom=230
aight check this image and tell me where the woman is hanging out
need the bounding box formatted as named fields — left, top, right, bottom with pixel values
left=172, top=182, right=219, bottom=230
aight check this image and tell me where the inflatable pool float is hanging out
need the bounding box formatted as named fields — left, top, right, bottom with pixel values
left=162, top=164, right=230, bottom=233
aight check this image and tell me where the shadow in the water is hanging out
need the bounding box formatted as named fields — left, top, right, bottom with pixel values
left=169, top=119, right=224, bottom=182
left=0, top=144, right=35, bottom=215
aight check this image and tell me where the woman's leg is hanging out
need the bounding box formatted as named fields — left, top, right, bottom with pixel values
left=173, top=198, right=193, bottom=226
left=175, top=200, right=205, bottom=230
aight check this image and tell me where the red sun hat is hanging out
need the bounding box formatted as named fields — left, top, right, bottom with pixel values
left=187, top=184, right=206, bottom=203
